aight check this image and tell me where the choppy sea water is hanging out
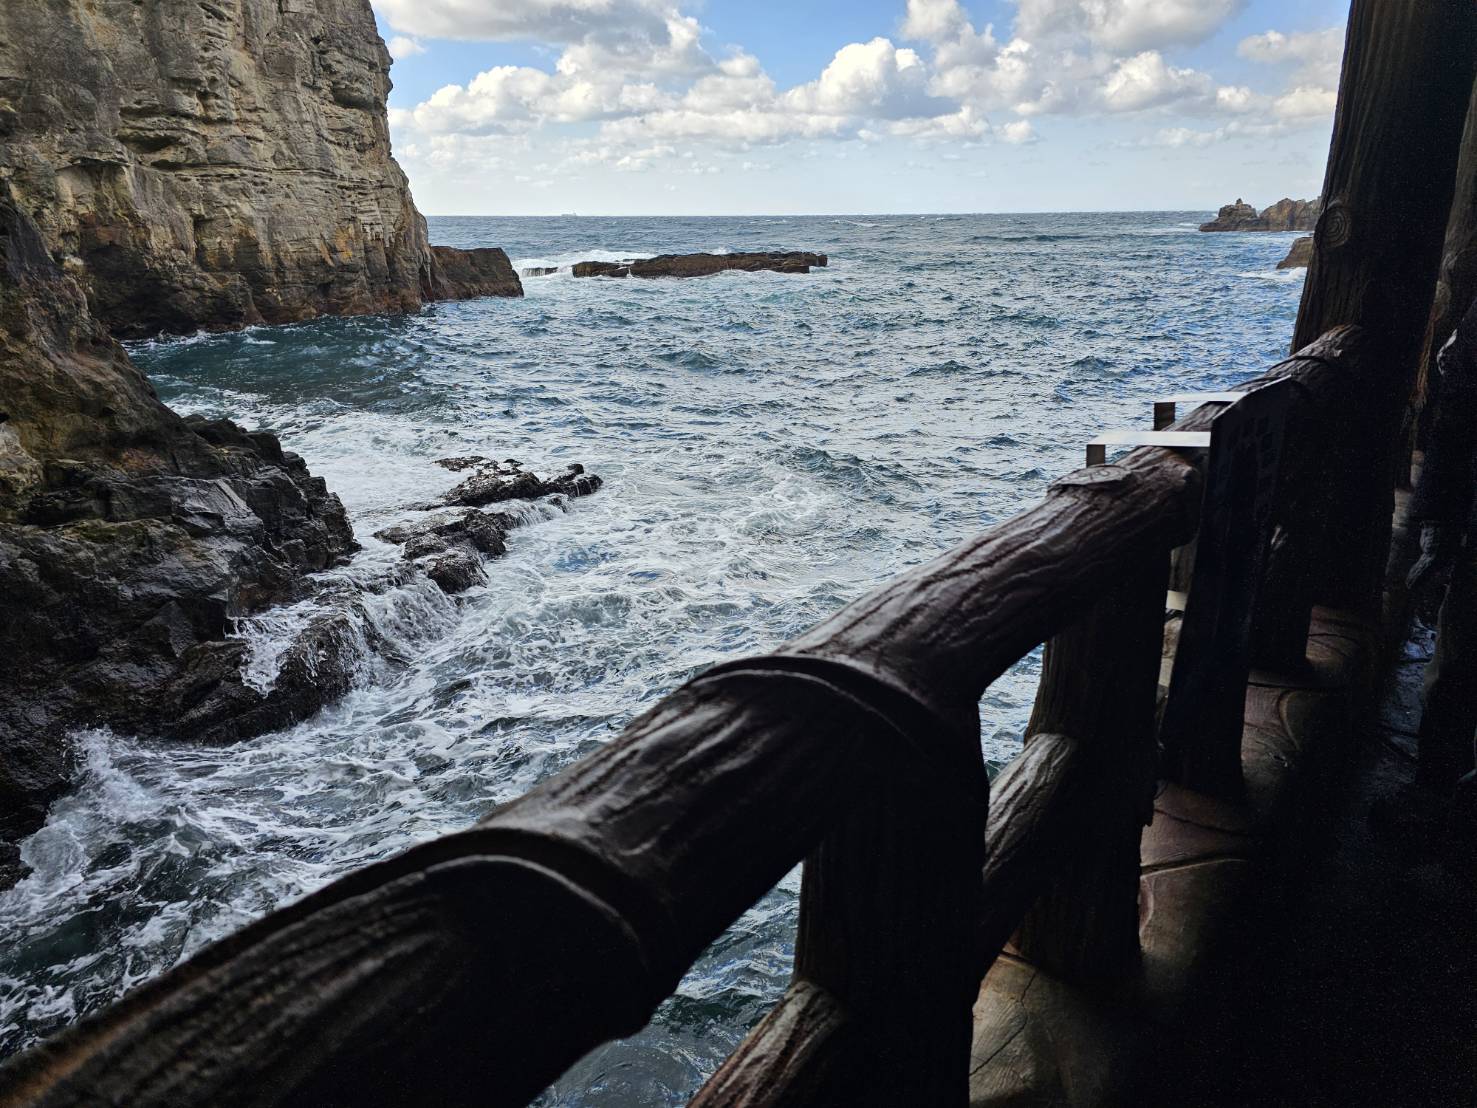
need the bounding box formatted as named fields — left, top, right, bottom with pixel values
left=0, top=213, right=1306, bottom=1101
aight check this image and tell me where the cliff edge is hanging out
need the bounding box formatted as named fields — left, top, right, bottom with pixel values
left=0, top=0, right=519, bottom=338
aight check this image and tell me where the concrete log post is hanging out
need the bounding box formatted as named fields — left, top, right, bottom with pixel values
left=1293, top=0, right=1477, bottom=611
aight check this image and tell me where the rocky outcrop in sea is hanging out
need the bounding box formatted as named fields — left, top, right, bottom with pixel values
left=570, top=252, right=828, bottom=278
left=375, top=458, right=603, bottom=595
left=1278, top=236, right=1315, bottom=269
left=0, top=0, right=520, bottom=338
left=1200, top=197, right=1322, bottom=233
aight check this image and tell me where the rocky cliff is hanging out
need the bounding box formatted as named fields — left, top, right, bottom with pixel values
left=0, top=183, right=361, bottom=882
left=0, top=0, right=535, bottom=885
left=0, top=0, right=519, bottom=338
left=1200, top=197, right=1322, bottom=233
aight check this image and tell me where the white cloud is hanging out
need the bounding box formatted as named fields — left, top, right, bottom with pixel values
left=999, top=119, right=1038, bottom=144
left=1238, top=27, right=1345, bottom=88
left=1015, top=0, right=1247, bottom=52
left=1271, top=85, right=1339, bottom=122
left=373, top=0, right=711, bottom=79
left=788, top=38, right=941, bottom=120
left=386, top=0, right=1341, bottom=186
left=1101, top=50, right=1211, bottom=112
left=374, top=0, right=669, bottom=46
left=387, top=36, right=425, bottom=60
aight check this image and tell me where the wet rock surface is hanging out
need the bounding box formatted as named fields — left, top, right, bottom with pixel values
left=1201, top=197, right=1322, bottom=233
left=374, top=458, right=602, bottom=594
left=440, top=458, right=601, bottom=508
left=0, top=183, right=359, bottom=877
left=0, top=0, right=519, bottom=337
left=571, top=252, right=828, bottom=278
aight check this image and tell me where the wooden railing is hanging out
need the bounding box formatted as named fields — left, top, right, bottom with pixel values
left=0, top=327, right=1392, bottom=1108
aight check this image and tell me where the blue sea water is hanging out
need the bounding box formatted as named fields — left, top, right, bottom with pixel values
left=0, top=212, right=1306, bottom=1102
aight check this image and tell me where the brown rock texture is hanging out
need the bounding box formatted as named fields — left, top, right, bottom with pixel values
left=572, top=251, right=828, bottom=278
left=427, top=246, right=522, bottom=300
left=0, top=0, right=520, bottom=339
left=1278, top=236, right=1315, bottom=270
left=1200, top=197, right=1322, bottom=233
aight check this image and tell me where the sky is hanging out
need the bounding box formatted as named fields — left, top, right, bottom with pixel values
left=372, top=0, right=1351, bottom=216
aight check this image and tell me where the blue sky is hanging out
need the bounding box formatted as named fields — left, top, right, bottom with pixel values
left=372, top=0, right=1350, bottom=216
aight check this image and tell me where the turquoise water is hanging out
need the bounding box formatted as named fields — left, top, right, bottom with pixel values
left=0, top=213, right=1306, bottom=1102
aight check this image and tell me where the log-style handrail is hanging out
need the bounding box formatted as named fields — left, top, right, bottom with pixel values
left=1, top=329, right=1386, bottom=1108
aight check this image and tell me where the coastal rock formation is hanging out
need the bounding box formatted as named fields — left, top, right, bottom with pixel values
left=572, top=252, right=828, bottom=278
left=0, top=185, right=356, bottom=880
left=1200, top=197, right=1322, bottom=233
left=427, top=247, right=522, bottom=300
left=0, top=0, right=520, bottom=338
left=1278, top=236, right=1315, bottom=269
left=374, top=459, right=603, bottom=594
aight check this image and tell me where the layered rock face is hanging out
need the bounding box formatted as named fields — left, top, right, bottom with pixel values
left=0, top=185, right=358, bottom=881
left=0, top=0, right=519, bottom=338
left=1200, top=197, right=1322, bottom=233
left=570, top=252, right=828, bottom=278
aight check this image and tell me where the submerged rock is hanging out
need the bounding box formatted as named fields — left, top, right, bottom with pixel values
left=0, top=184, right=357, bottom=870
left=374, top=460, right=602, bottom=594
left=572, top=252, right=828, bottom=279
left=1278, top=236, right=1315, bottom=270
left=1200, top=197, right=1322, bottom=233
left=522, top=267, right=561, bottom=278
left=0, top=0, right=519, bottom=337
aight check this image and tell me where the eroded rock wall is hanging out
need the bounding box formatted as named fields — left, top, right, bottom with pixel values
left=0, top=181, right=362, bottom=881
left=0, top=0, right=518, bottom=338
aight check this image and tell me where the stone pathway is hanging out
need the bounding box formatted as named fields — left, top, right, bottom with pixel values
left=1209, top=588, right=1477, bottom=1105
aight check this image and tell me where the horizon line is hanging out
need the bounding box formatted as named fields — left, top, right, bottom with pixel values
left=419, top=206, right=1247, bottom=219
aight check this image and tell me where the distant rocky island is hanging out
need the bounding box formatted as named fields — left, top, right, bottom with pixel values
left=0, top=0, right=550, bottom=884
left=1200, top=197, right=1322, bottom=233
left=572, top=251, right=828, bottom=279
left=521, top=252, right=828, bottom=280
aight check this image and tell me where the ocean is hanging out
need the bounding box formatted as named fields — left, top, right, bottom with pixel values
left=0, top=212, right=1307, bottom=1102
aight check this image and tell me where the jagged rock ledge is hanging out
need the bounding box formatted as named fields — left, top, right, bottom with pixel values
left=375, top=458, right=602, bottom=594
left=1200, top=197, right=1322, bottom=233
left=1278, top=236, right=1315, bottom=270
left=567, top=251, right=828, bottom=279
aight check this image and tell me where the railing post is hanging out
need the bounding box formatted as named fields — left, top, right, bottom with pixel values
left=1229, top=327, right=1378, bottom=674
left=693, top=698, right=988, bottom=1107
left=1009, top=551, right=1168, bottom=985
left=1159, top=382, right=1293, bottom=797
left=1293, top=0, right=1477, bottom=610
